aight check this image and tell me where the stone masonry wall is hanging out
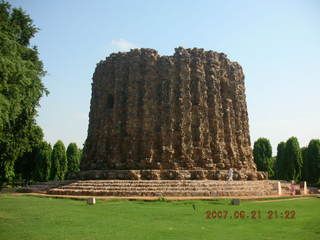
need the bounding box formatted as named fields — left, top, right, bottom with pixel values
left=79, top=47, right=263, bottom=180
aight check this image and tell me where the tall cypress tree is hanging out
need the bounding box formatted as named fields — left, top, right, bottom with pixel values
left=305, top=139, right=320, bottom=184
left=34, top=142, right=52, bottom=182
left=301, top=146, right=308, bottom=181
left=253, top=138, right=273, bottom=177
left=284, top=137, right=302, bottom=181
left=50, top=140, right=67, bottom=181
left=66, top=143, right=80, bottom=177
left=274, top=141, right=286, bottom=179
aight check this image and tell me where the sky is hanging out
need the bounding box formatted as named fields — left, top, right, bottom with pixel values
left=9, top=0, right=320, bottom=154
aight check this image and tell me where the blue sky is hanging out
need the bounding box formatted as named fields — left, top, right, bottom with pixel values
left=9, top=0, right=320, bottom=154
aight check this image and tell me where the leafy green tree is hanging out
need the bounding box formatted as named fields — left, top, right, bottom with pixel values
left=50, top=141, right=67, bottom=181
left=301, top=146, right=308, bottom=181
left=304, top=139, right=320, bottom=184
left=79, top=148, right=83, bottom=161
left=274, top=142, right=286, bottom=179
left=66, top=143, right=80, bottom=177
left=253, top=138, right=273, bottom=177
left=0, top=1, right=47, bottom=184
left=284, top=137, right=302, bottom=181
left=14, top=125, right=44, bottom=183
left=269, top=156, right=276, bottom=179
left=34, top=142, right=52, bottom=182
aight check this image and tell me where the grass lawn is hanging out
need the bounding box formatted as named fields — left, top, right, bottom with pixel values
left=0, top=194, right=319, bottom=240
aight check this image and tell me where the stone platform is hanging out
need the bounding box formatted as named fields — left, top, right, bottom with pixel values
left=23, top=180, right=293, bottom=197
left=73, top=169, right=268, bottom=181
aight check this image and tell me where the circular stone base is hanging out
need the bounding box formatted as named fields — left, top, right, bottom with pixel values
left=73, top=169, right=268, bottom=181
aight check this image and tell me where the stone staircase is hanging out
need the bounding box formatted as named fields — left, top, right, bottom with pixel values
left=22, top=180, right=295, bottom=197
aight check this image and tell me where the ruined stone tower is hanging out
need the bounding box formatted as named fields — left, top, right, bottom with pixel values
left=79, top=47, right=266, bottom=180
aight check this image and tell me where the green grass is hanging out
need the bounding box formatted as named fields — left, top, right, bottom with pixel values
left=0, top=194, right=319, bottom=240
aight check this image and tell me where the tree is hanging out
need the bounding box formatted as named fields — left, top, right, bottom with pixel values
left=301, top=146, right=308, bottom=181
left=66, top=143, right=80, bottom=177
left=274, top=142, right=286, bottom=180
left=14, top=125, right=44, bottom=183
left=0, top=1, right=47, bottom=185
left=304, top=139, right=320, bottom=185
left=34, top=142, right=52, bottom=182
left=50, top=141, right=67, bottom=181
left=269, top=156, right=276, bottom=179
left=79, top=148, right=83, bottom=161
left=253, top=138, right=273, bottom=177
left=284, top=137, right=302, bottom=181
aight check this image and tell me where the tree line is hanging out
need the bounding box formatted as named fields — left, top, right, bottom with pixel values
left=253, top=137, right=320, bottom=185
left=15, top=137, right=81, bottom=183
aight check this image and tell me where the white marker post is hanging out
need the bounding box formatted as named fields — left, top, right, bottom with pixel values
left=303, top=181, right=307, bottom=195
left=277, top=181, right=282, bottom=196
left=87, top=197, right=96, bottom=205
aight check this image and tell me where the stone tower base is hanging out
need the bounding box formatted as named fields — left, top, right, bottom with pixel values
left=73, top=169, right=268, bottom=181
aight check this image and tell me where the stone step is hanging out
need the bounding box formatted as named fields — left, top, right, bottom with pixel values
left=29, top=183, right=290, bottom=188
left=48, top=188, right=280, bottom=197
left=68, top=180, right=278, bottom=184
left=57, top=182, right=278, bottom=187
left=66, top=182, right=278, bottom=186
left=23, top=180, right=295, bottom=197
left=61, top=185, right=276, bottom=191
